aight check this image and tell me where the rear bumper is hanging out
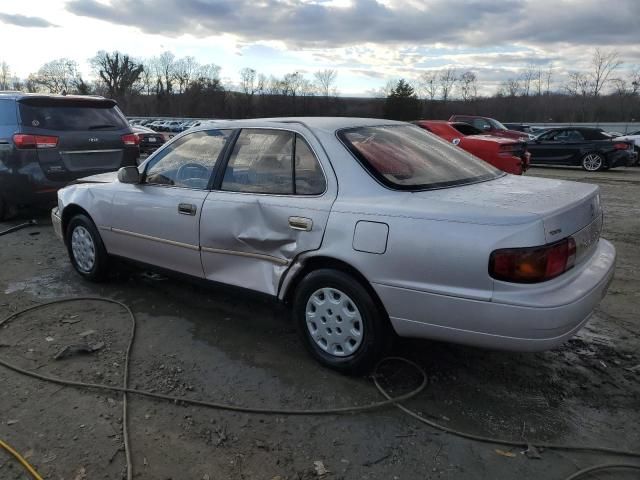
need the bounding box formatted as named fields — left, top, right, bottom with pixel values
left=607, top=150, right=635, bottom=168
left=374, top=239, right=616, bottom=351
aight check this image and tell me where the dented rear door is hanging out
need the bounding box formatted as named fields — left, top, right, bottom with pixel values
left=200, top=126, right=337, bottom=295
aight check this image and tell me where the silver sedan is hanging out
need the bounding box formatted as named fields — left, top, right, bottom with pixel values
left=52, top=117, right=616, bottom=373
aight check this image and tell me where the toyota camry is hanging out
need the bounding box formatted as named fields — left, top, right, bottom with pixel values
left=52, top=118, right=616, bottom=373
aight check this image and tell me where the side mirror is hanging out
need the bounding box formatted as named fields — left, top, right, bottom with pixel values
left=117, top=166, right=141, bottom=184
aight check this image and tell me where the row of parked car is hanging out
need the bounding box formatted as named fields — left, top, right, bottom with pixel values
left=0, top=91, right=637, bottom=220
left=130, top=118, right=210, bottom=133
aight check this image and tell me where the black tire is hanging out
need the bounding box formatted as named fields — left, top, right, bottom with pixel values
left=581, top=152, right=605, bottom=172
left=292, top=269, right=391, bottom=374
left=65, top=214, right=109, bottom=281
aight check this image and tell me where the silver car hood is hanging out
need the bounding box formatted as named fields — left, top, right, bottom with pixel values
left=411, top=174, right=600, bottom=242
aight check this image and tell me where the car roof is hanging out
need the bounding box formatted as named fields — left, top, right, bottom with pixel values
left=187, top=117, right=408, bottom=135
left=0, top=91, right=109, bottom=102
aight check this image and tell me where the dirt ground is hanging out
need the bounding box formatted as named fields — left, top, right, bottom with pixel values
left=0, top=166, right=639, bottom=480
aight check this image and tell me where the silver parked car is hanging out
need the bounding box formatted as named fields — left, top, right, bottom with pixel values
left=52, top=118, right=616, bottom=373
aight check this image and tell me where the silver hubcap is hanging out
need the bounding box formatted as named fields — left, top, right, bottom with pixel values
left=583, top=154, right=602, bottom=171
left=71, top=226, right=96, bottom=273
left=305, top=288, right=363, bottom=357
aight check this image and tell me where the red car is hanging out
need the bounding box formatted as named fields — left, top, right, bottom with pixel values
left=415, top=120, right=530, bottom=175
left=449, top=115, right=531, bottom=141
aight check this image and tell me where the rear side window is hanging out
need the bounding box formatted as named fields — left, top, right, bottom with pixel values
left=18, top=100, right=128, bottom=131
left=0, top=100, right=16, bottom=126
left=221, top=129, right=326, bottom=195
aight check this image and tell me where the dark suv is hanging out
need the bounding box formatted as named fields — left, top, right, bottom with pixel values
left=0, top=92, right=139, bottom=219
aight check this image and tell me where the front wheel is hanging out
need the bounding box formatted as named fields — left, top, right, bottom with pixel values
left=582, top=152, right=605, bottom=171
left=65, top=214, right=109, bottom=281
left=292, top=269, right=391, bottom=374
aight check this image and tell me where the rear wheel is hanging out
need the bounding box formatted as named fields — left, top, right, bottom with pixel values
left=65, top=214, right=109, bottom=281
left=292, top=269, right=391, bottom=374
left=582, top=152, right=604, bottom=171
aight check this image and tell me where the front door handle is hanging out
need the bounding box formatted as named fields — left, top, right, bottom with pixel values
left=288, top=216, right=313, bottom=231
left=178, top=203, right=197, bottom=216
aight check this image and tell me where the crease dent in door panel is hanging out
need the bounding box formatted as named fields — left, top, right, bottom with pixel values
left=228, top=198, right=300, bottom=260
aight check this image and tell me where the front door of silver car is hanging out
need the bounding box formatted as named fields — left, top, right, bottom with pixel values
left=106, top=130, right=234, bottom=277
left=200, top=127, right=336, bottom=295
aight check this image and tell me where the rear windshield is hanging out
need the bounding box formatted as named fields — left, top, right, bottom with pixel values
left=18, top=100, right=128, bottom=131
left=338, top=125, right=502, bottom=191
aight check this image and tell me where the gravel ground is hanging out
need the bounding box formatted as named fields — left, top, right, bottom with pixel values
left=0, top=166, right=639, bottom=480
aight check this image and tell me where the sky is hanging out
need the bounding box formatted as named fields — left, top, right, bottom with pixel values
left=0, top=0, right=639, bottom=96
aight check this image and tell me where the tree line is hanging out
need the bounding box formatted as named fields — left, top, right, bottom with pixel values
left=0, top=48, right=638, bottom=123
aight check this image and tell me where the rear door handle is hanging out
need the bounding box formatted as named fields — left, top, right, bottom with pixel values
left=288, top=216, right=313, bottom=231
left=178, top=203, right=197, bottom=216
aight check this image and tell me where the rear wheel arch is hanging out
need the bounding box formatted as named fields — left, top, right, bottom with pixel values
left=282, top=256, right=390, bottom=319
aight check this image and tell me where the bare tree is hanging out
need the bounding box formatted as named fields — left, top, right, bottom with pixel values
left=520, top=65, right=536, bottom=97
left=418, top=71, right=438, bottom=100
left=502, top=78, right=520, bottom=97
left=630, top=67, right=640, bottom=95
left=590, top=48, right=622, bottom=97
left=565, top=71, right=589, bottom=97
left=314, top=69, right=337, bottom=97
left=174, top=56, right=199, bottom=94
left=91, top=51, right=144, bottom=101
left=32, top=58, right=82, bottom=94
left=196, top=63, right=222, bottom=88
left=532, top=68, right=543, bottom=96
left=458, top=71, right=477, bottom=102
left=438, top=68, right=457, bottom=102
left=544, top=63, right=554, bottom=95
left=240, top=68, right=259, bottom=96
left=0, top=61, right=11, bottom=90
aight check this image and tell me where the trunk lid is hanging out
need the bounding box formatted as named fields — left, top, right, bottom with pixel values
left=412, top=175, right=601, bottom=242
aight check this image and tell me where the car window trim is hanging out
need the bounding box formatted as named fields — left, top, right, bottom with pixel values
left=142, top=129, right=235, bottom=190
left=212, top=126, right=329, bottom=198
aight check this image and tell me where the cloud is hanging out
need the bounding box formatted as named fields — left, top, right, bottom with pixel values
left=65, top=0, right=640, bottom=49
left=0, top=13, right=58, bottom=28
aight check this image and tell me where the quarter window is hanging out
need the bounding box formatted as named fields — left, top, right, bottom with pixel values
left=295, top=136, right=326, bottom=195
left=221, top=129, right=325, bottom=195
left=144, top=129, right=232, bottom=190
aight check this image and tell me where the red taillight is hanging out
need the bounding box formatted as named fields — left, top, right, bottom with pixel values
left=499, top=144, right=517, bottom=153
left=13, top=134, right=58, bottom=149
left=613, top=143, right=629, bottom=150
left=489, top=237, right=576, bottom=283
left=122, top=133, right=140, bottom=146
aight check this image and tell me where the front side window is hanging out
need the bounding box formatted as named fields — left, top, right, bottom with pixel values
left=144, top=129, right=232, bottom=190
left=221, top=129, right=326, bottom=195
left=339, top=125, right=501, bottom=191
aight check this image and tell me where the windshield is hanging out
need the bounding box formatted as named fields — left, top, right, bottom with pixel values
left=489, top=118, right=508, bottom=131
left=338, top=125, right=502, bottom=191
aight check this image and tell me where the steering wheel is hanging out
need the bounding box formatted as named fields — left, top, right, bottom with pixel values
left=176, top=163, right=210, bottom=184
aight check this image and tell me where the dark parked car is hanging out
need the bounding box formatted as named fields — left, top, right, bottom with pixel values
left=503, top=123, right=533, bottom=133
left=528, top=127, right=636, bottom=171
left=132, top=125, right=166, bottom=156
left=449, top=115, right=531, bottom=140
left=0, top=92, right=139, bottom=219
